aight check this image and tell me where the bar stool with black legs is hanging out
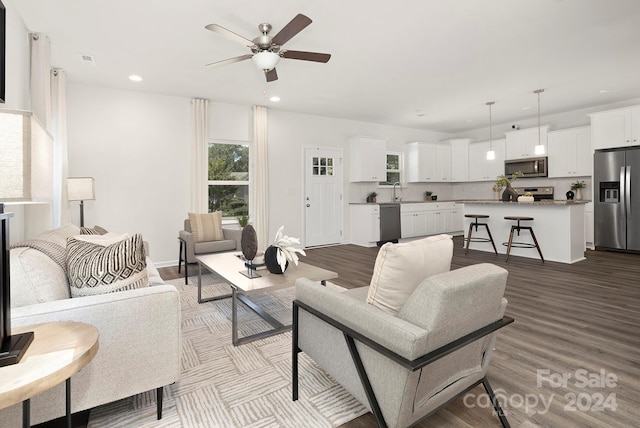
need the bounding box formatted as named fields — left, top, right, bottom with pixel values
left=464, top=214, right=498, bottom=255
left=503, top=216, right=544, bottom=262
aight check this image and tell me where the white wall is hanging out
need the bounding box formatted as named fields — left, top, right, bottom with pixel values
left=66, top=83, right=190, bottom=264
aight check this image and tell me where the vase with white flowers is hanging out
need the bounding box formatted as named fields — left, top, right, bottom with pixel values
left=264, top=226, right=306, bottom=274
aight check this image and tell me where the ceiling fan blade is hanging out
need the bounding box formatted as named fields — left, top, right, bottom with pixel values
left=271, top=14, right=312, bottom=46
left=205, top=54, right=252, bottom=68
left=205, top=23, right=254, bottom=47
left=281, top=50, right=331, bottom=63
left=265, top=68, right=278, bottom=82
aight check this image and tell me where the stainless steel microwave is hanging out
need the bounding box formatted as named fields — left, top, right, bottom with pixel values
left=504, top=157, right=548, bottom=178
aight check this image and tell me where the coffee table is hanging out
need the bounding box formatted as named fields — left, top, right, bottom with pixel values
left=196, top=252, right=337, bottom=345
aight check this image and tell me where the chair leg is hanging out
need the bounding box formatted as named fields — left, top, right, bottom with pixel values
left=465, top=222, right=474, bottom=255
left=178, top=240, right=183, bottom=273
left=156, top=386, right=163, bottom=420
left=484, top=224, right=498, bottom=254
left=292, top=303, right=300, bottom=401
left=182, top=241, right=189, bottom=285
left=528, top=228, right=545, bottom=262
left=482, top=378, right=510, bottom=428
left=505, top=226, right=516, bottom=262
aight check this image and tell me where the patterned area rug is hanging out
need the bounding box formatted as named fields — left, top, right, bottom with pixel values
left=87, top=274, right=367, bottom=427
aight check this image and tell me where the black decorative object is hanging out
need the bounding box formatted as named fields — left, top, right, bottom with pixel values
left=501, top=184, right=518, bottom=202
left=566, top=190, right=575, bottom=200
left=1, top=209, right=34, bottom=367
left=264, top=245, right=288, bottom=274
left=240, top=225, right=260, bottom=278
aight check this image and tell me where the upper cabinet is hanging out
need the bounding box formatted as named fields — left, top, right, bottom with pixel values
left=547, top=126, right=592, bottom=178
left=589, top=106, right=640, bottom=150
left=468, top=139, right=506, bottom=181
left=405, top=142, right=451, bottom=182
left=349, top=136, right=387, bottom=182
left=504, top=126, right=550, bottom=160
left=448, top=138, right=471, bottom=182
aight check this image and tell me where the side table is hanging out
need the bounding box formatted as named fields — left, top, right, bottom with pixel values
left=0, top=321, right=99, bottom=428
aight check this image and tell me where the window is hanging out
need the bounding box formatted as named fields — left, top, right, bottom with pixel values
left=208, top=141, right=249, bottom=218
left=379, top=152, right=403, bottom=186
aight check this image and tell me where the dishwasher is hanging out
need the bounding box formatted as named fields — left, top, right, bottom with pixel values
left=378, top=203, right=401, bottom=245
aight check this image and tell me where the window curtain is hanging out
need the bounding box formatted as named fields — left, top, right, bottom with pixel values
left=252, top=105, right=269, bottom=251
left=24, top=33, right=53, bottom=237
left=51, top=69, right=70, bottom=226
left=190, top=99, right=209, bottom=213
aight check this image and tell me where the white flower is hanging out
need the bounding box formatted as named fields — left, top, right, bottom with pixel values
left=272, top=225, right=306, bottom=272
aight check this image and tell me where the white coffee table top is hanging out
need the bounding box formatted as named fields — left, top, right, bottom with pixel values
left=196, top=251, right=337, bottom=294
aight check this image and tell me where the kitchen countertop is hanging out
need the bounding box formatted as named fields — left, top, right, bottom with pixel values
left=350, top=199, right=591, bottom=205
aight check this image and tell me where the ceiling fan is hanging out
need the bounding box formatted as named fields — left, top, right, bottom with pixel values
left=205, top=13, right=331, bottom=82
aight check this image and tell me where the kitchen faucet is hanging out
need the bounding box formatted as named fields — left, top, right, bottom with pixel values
left=393, top=182, right=401, bottom=202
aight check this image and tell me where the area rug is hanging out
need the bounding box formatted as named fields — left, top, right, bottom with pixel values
left=87, top=274, right=367, bottom=427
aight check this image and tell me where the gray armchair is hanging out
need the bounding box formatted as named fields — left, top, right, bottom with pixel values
left=178, top=219, right=242, bottom=284
left=293, top=263, right=513, bottom=428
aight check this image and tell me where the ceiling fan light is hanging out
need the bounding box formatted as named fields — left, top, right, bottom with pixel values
left=252, top=51, right=280, bottom=71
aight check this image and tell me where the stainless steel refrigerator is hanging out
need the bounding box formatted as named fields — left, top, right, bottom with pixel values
left=594, top=147, right=640, bottom=252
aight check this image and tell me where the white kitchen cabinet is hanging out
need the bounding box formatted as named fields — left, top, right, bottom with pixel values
left=449, top=139, right=471, bottom=182
left=468, top=139, right=505, bottom=181
left=585, top=202, right=594, bottom=250
left=589, top=106, right=640, bottom=150
left=405, top=142, right=451, bottom=182
left=349, top=136, right=387, bottom=182
left=401, top=203, right=428, bottom=238
left=350, top=204, right=380, bottom=246
left=504, top=125, right=550, bottom=159
left=548, top=126, right=592, bottom=178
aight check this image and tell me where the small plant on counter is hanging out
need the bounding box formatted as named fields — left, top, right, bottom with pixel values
left=366, top=191, right=378, bottom=203
left=571, top=180, right=586, bottom=190
left=495, top=171, right=524, bottom=188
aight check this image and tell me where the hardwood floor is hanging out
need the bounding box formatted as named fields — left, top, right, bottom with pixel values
left=159, top=237, right=640, bottom=427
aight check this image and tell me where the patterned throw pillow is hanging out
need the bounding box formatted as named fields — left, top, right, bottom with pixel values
left=188, top=211, right=224, bottom=243
left=66, top=233, right=149, bottom=297
left=80, top=225, right=109, bottom=235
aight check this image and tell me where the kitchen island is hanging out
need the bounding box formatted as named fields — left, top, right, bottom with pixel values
left=462, top=200, right=587, bottom=264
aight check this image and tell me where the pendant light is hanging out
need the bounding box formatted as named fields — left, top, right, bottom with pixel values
left=486, top=101, right=496, bottom=160
left=534, top=89, right=545, bottom=155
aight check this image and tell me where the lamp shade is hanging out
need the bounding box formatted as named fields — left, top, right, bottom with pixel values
left=251, top=51, right=280, bottom=71
left=67, top=177, right=95, bottom=201
left=0, top=109, right=53, bottom=202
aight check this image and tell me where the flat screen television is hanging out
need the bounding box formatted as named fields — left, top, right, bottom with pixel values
left=0, top=0, right=5, bottom=104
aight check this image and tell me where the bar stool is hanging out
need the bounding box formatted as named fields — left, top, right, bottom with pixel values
left=464, top=214, right=497, bottom=255
left=503, top=216, right=544, bottom=262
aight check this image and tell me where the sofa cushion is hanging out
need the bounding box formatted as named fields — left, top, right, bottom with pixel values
left=10, top=247, right=70, bottom=308
left=194, top=239, right=237, bottom=255
left=66, top=233, right=149, bottom=297
left=188, top=211, right=224, bottom=243
left=366, top=234, right=453, bottom=315
left=34, top=223, right=81, bottom=247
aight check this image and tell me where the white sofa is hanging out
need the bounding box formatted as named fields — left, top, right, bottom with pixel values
left=0, top=224, right=181, bottom=426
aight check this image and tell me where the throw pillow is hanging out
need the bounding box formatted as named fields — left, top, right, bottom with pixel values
left=188, top=211, right=224, bottom=243
left=73, top=232, right=129, bottom=246
left=366, top=234, right=453, bottom=315
left=66, top=233, right=149, bottom=297
left=80, top=225, right=109, bottom=235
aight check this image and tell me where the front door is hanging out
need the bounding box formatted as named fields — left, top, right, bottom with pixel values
left=304, top=147, right=343, bottom=247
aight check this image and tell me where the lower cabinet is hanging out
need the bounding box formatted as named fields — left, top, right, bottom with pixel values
left=350, top=204, right=380, bottom=247
left=401, top=203, right=464, bottom=239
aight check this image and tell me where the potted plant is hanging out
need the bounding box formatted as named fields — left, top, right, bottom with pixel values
left=425, top=190, right=433, bottom=201
left=264, top=226, right=306, bottom=274
left=491, top=183, right=504, bottom=200
left=571, top=180, right=586, bottom=200
left=495, top=171, right=524, bottom=202
left=366, top=191, right=378, bottom=203
left=236, top=214, right=250, bottom=228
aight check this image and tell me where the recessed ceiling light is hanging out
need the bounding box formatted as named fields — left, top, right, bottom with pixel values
left=522, top=106, right=530, bottom=110
left=599, top=89, right=612, bottom=93
left=129, top=75, right=143, bottom=82
left=269, top=96, right=280, bottom=102
left=466, top=119, right=473, bottom=123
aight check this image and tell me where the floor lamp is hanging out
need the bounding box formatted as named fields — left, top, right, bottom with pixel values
left=67, top=177, right=95, bottom=227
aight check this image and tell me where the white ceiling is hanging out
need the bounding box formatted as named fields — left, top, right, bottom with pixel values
left=12, top=0, right=640, bottom=133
